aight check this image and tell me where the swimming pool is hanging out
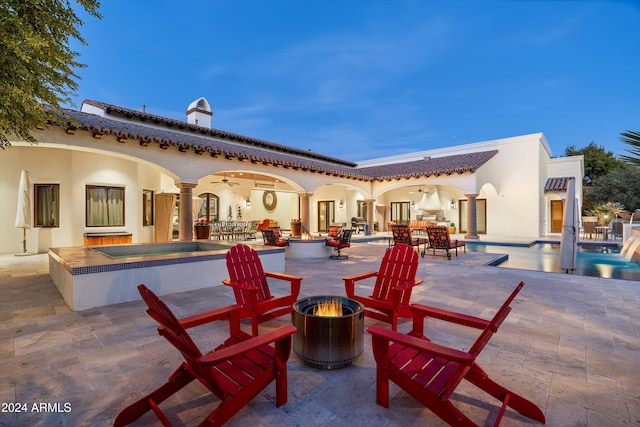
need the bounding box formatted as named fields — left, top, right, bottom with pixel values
left=466, top=242, right=640, bottom=281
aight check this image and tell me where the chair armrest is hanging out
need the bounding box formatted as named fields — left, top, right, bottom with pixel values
left=221, top=279, right=256, bottom=291
left=411, top=303, right=489, bottom=330
left=265, top=271, right=303, bottom=282
left=343, top=271, right=378, bottom=297
left=343, top=270, right=378, bottom=282
left=178, top=304, right=241, bottom=329
left=265, top=271, right=302, bottom=299
left=199, top=325, right=297, bottom=366
left=368, top=326, right=474, bottom=364
left=395, top=278, right=423, bottom=291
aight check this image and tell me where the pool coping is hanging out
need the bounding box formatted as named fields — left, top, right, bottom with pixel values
left=48, top=241, right=284, bottom=276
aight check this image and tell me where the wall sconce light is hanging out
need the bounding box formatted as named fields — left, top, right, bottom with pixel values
left=245, top=199, right=251, bottom=207
left=338, top=200, right=344, bottom=209
left=450, top=201, right=456, bottom=208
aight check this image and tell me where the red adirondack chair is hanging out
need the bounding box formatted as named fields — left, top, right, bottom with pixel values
left=223, top=244, right=302, bottom=335
left=344, top=244, right=423, bottom=331
left=115, top=284, right=296, bottom=427
left=368, top=281, right=546, bottom=426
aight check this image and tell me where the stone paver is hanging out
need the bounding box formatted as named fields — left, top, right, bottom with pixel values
left=0, top=243, right=638, bottom=426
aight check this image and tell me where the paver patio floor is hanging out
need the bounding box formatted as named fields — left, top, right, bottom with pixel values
left=1, top=242, right=639, bottom=426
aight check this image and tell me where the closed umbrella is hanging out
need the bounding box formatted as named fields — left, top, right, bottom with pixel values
left=560, top=177, right=577, bottom=272
left=14, top=170, right=34, bottom=255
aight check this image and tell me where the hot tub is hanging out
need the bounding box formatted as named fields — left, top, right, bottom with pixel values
left=49, top=242, right=285, bottom=311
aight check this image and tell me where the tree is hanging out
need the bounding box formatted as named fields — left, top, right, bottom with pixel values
left=564, top=142, right=627, bottom=185
left=565, top=142, right=627, bottom=213
left=0, top=0, right=101, bottom=149
left=588, top=165, right=640, bottom=213
left=620, top=130, right=640, bottom=167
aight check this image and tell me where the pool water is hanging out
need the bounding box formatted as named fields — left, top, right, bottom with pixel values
left=93, top=242, right=228, bottom=259
left=467, top=243, right=640, bottom=281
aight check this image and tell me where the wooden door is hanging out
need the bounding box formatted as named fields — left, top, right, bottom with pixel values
left=550, top=200, right=564, bottom=233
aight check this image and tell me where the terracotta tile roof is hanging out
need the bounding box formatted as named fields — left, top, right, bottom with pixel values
left=544, top=177, right=573, bottom=193
left=356, top=151, right=499, bottom=180
left=81, top=100, right=357, bottom=167
left=56, top=101, right=499, bottom=182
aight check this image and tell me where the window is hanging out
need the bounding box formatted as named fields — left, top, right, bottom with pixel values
left=143, top=190, right=154, bottom=226
left=34, top=184, right=59, bottom=227
left=86, top=185, right=125, bottom=227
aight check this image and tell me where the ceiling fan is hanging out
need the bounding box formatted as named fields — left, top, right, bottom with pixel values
left=408, top=185, right=425, bottom=194
left=211, top=173, right=240, bottom=187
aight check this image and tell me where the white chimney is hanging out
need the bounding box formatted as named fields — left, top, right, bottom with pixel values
left=186, top=97, right=212, bottom=128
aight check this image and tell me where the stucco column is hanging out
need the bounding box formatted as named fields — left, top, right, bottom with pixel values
left=465, top=193, right=479, bottom=240
left=177, top=183, right=197, bottom=241
left=365, top=199, right=376, bottom=234
left=298, top=193, right=312, bottom=234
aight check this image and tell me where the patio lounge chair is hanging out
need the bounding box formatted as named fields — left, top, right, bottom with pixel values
left=368, top=281, right=546, bottom=426
left=344, top=244, right=423, bottom=331
left=426, top=226, right=466, bottom=260
left=391, top=224, right=427, bottom=258
left=261, top=228, right=289, bottom=247
left=582, top=221, right=597, bottom=240
left=223, top=244, right=302, bottom=335
left=115, top=284, right=296, bottom=427
left=326, top=228, right=353, bottom=260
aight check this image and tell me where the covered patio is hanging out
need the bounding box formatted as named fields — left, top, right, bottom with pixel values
left=1, top=242, right=638, bottom=426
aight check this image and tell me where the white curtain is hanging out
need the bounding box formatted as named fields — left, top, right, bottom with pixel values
left=87, top=187, right=124, bottom=226
left=192, top=196, right=204, bottom=221
left=155, top=193, right=177, bottom=242
left=36, top=185, right=58, bottom=226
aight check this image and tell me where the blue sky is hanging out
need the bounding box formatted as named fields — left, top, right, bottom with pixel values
left=70, top=1, right=640, bottom=162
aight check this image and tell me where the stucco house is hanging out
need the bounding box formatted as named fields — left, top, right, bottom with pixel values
left=0, top=97, right=583, bottom=255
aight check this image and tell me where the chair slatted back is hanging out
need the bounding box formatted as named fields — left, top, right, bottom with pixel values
left=338, top=229, right=353, bottom=245
left=371, top=244, right=418, bottom=305
left=262, top=229, right=277, bottom=245
left=391, top=225, right=411, bottom=245
left=137, top=284, right=231, bottom=402
left=138, top=284, right=202, bottom=362
left=226, top=244, right=272, bottom=306
left=468, top=281, right=525, bottom=357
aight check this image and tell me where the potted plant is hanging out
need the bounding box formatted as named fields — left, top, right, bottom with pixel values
left=194, top=218, right=211, bottom=239
left=291, top=218, right=302, bottom=237
left=448, top=222, right=456, bottom=234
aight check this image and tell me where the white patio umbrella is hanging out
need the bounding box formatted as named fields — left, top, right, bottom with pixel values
left=560, top=177, right=577, bottom=272
left=14, top=169, right=34, bottom=255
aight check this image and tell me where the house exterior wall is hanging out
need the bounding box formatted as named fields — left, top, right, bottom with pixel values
left=1, top=118, right=583, bottom=254
left=1, top=145, right=166, bottom=254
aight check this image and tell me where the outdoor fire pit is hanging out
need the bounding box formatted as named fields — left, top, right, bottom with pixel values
left=292, top=296, right=364, bottom=369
